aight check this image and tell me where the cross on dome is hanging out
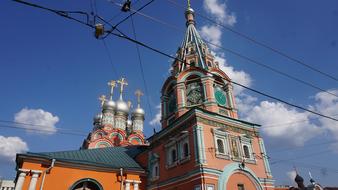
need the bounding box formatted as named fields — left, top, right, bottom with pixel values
left=107, top=80, right=116, bottom=100
left=117, top=77, right=128, bottom=100
left=98, top=95, right=106, bottom=107
left=135, top=89, right=144, bottom=108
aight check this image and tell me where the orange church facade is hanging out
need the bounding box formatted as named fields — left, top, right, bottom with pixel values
left=14, top=3, right=274, bottom=190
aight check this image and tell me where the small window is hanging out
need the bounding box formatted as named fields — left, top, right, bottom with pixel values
left=190, top=61, right=196, bottom=67
left=217, top=139, right=225, bottom=154
left=237, top=184, right=245, bottom=190
left=243, top=145, right=250, bottom=158
left=171, top=149, right=177, bottom=162
left=207, top=61, right=212, bottom=67
left=183, top=143, right=189, bottom=157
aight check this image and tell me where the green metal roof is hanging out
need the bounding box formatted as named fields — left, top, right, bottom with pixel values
left=19, top=146, right=146, bottom=171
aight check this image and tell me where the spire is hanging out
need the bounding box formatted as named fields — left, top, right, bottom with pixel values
left=177, top=0, right=209, bottom=72
left=107, top=80, right=116, bottom=101
left=117, top=77, right=128, bottom=100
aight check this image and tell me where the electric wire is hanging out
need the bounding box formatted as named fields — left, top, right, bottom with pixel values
left=13, top=0, right=338, bottom=123
left=107, top=0, right=141, bottom=23
left=166, top=0, right=338, bottom=83
left=102, top=39, right=119, bottom=78
left=116, top=5, right=338, bottom=99
left=130, top=14, right=154, bottom=120
left=0, top=124, right=87, bottom=137
left=12, top=1, right=338, bottom=168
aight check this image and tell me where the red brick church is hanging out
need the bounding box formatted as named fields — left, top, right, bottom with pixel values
left=14, top=3, right=274, bottom=190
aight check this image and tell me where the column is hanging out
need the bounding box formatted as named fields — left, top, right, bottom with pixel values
left=176, top=82, right=187, bottom=117
left=124, top=180, right=131, bottom=190
left=15, top=169, right=30, bottom=190
left=201, top=77, right=217, bottom=112
left=28, top=170, right=41, bottom=190
left=133, top=181, right=141, bottom=190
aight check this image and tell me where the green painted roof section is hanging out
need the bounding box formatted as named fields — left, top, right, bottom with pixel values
left=22, top=146, right=146, bottom=171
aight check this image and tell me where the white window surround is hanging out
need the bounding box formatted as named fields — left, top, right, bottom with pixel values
left=165, top=133, right=191, bottom=168
left=240, top=136, right=256, bottom=164
left=213, top=129, right=230, bottom=159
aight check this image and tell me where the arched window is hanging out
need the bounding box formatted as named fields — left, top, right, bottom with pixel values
left=183, top=142, right=189, bottom=157
left=207, top=61, right=212, bottom=67
left=70, top=178, right=103, bottom=190
left=217, top=139, right=225, bottom=154
left=243, top=145, right=250, bottom=158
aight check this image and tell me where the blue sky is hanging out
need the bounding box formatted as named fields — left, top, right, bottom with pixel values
left=0, top=0, right=338, bottom=187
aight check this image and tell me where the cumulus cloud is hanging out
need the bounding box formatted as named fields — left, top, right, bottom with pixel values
left=14, top=108, right=59, bottom=135
left=200, top=25, right=222, bottom=50
left=245, top=101, right=323, bottom=146
left=214, top=54, right=252, bottom=95
left=150, top=104, right=161, bottom=126
left=0, top=136, right=28, bottom=161
left=203, top=0, right=236, bottom=26
left=313, top=89, right=338, bottom=150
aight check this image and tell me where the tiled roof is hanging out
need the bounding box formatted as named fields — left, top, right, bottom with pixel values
left=18, top=146, right=146, bottom=171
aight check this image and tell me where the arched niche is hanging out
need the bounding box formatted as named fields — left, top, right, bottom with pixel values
left=69, top=178, right=103, bottom=190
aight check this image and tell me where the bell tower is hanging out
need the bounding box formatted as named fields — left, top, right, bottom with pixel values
left=161, top=4, right=238, bottom=129
left=141, top=2, right=274, bottom=190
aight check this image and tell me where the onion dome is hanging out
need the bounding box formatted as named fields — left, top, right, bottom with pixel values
left=93, top=112, right=103, bottom=123
left=132, top=89, right=145, bottom=116
left=295, top=174, right=304, bottom=183
left=102, top=100, right=116, bottom=111
left=132, top=107, right=145, bottom=116
left=116, top=99, right=129, bottom=113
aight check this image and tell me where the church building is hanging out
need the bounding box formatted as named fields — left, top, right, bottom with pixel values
left=14, top=3, right=274, bottom=190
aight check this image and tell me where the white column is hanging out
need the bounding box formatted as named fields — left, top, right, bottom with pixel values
left=15, top=169, right=30, bottom=190
left=125, top=181, right=130, bottom=190
left=133, top=181, right=141, bottom=190
left=28, top=170, right=41, bottom=190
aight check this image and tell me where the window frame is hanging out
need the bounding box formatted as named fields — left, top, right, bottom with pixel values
left=213, top=129, right=230, bottom=159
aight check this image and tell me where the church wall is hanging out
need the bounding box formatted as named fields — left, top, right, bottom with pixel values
left=20, top=161, right=144, bottom=190
left=200, top=122, right=271, bottom=180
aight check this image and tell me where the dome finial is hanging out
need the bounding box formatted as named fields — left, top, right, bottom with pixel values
left=135, top=89, right=144, bottom=108
left=107, top=80, right=116, bottom=101
left=185, top=0, right=195, bottom=26
left=117, top=77, right=128, bottom=100
left=98, top=95, right=106, bottom=107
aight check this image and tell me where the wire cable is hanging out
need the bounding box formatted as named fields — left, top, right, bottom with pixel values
left=130, top=15, right=154, bottom=119
left=12, top=0, right=338, bottom=123
left=117, top=5, right=338, bottom=99
left=102, top=39, right=119, bottom=78
left=166, top=0, right=338, bottom=83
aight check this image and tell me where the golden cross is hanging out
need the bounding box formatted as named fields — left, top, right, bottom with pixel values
left=107, top=80, right=116, bottom=100
left=98, top=95, right=106, bottom=107
left=117, top=77, right=128, bottom=99
left=135, top=89, right=144, bottom=106
left=188, top=0, right=191, bottom=8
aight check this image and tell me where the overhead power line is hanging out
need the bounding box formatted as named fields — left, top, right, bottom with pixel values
left=129, top=14, right=154, bottom=119
left=166, top=0, right=338, bottom=83
left=12, top=0, right=338, bottom=124
left=115, top=5, right=338, bottom=99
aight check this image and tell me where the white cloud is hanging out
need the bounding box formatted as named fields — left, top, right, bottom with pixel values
left=214, top=54, right=252, bottom=95
left=203, top=0, right=236, bottom=26
left=150, top=104, right=161, bottom=126
left=0, top=136, right=28, bottom=161
left=313, top=89, right=338, bottom=150
left=245, top=101, right=323, bottom=146
left=14, top=108, right=59, bottom=135
left=200, top=25, right=222, bottom=50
